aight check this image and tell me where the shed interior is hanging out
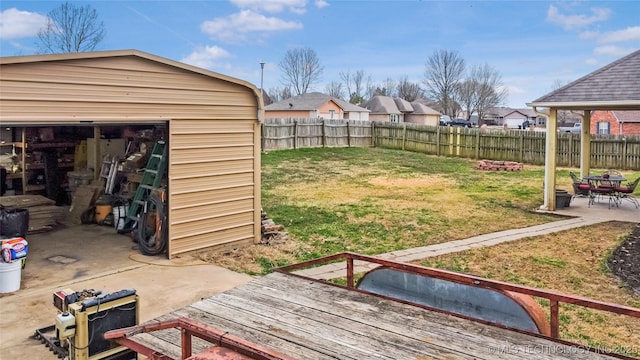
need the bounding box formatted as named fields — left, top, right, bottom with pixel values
left=1, top=123, right=168, bottom=233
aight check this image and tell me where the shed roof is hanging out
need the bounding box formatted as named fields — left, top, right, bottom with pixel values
left=529, top=49, right=640, bottom=109
left=0, top=49, right=260, bottom=96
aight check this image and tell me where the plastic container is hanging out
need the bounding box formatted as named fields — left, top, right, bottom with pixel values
left=0, top=260, right=22, bottom=293
left=95, top=204, right=112, bottom=224
left=113, top=205, right=128, bottom=230
left=555, top=190, right=570, bottom=209
left=68, top=170, right=94, bottom=192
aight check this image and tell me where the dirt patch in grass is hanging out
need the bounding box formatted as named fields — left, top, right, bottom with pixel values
left=195, top=239, right=313, bottom=276
left=417, top=221, right=640, bottom=356
left=368, top=174, right=456, bottom=189
left=609, top=222, right=640, bottom=293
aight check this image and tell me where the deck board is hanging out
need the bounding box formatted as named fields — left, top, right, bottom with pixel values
left=131, top=272, right=619, bottom=360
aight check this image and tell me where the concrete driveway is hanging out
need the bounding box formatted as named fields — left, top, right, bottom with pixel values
left=0, top=225, right=253, bottom=359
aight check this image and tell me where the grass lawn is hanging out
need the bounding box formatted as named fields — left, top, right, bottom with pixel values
left=194, top=147, right=640, bottom=354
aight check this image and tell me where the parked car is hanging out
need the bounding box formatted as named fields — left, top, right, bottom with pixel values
left=439, top=115, right=451, bottom=126
left=559, top=123, right=581, bottom=133
left=448, top=118, right=472, bottom=128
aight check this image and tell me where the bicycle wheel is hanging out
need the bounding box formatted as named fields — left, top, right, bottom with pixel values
left=136, top=193, right=167, bottom=255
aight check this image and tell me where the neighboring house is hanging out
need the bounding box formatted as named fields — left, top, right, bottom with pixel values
left=405, top=102, right=441, bottom=126
left=362, top=96, right=441, bottom=125
left=483, top=107, right=547, bottom=127
left=590, top=110, right=640, bottom=135
left=265, top=92, right=369, bottom=121
left=362, top=96, right=404, bottom=122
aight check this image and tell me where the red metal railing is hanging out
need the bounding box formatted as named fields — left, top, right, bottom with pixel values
left=103, top=317, right=296, bottom=360
left=276, top=252, right=640, bottom=359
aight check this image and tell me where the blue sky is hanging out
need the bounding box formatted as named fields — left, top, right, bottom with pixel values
left=1, top=0, right=639, bottom=108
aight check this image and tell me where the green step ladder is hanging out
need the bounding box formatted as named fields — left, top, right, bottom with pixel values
left=122, top=140, right=168, bottom=231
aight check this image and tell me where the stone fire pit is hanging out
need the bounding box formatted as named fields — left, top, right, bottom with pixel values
left=476, top=160, right=523, bottom=171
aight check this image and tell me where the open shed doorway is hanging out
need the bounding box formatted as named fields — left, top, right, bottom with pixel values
left=1, top=122, right=169, bottom=285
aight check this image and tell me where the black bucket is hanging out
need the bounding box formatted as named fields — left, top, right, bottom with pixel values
left=0, top=206, right=30, bottom=238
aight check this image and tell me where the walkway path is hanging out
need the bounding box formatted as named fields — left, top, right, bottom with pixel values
left=294, top=216, right=607, bottom=280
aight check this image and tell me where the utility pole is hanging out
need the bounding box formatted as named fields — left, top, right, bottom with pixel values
left=259, top=61, right=265, bottom=99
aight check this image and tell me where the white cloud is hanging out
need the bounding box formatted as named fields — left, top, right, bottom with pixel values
left=579, top=30, right=598, bottom=40
left=593, top=45, right=634, bottom=57
left=546, top=5, right=611, bottom=30
left=315, top=0, right=329, bottom=9
left=201, top=9, right=302, bottom=42
left=230, top=0, right=307, bottom=14
left=585, top=58, right=599, bottom=66
left=598, top=26, right=640, bottom=44
left=0, top=8, right=48, bottom=40
left=181, top=45, right=232, bottom=69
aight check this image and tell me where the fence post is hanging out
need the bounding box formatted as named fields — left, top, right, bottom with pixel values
left=402, top=124, right=407, bottom=151
left=371, top=121, right=375, bottom=147
left=294, top=119, right=298, bottom=149
left=475, top=129, right=481, bottom=159
left=321, top=119, right=326, bottom=147
left=347, top=121, right=351, bottom=147
left=436, top=126, right=441, bottom=156
left=622, top=137, right=627, bottom=169
left=519, top=131, right=524, bottom=163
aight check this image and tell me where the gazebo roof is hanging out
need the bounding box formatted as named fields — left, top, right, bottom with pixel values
left=528, top=49, right=640, bottom=110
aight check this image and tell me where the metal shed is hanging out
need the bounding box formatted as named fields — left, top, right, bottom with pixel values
left=0, top=49, right=263, bottom=258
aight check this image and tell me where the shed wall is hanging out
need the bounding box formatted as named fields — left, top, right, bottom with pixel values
left=0, top=54, right=261, bottom=257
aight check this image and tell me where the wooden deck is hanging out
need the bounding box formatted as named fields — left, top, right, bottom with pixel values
left=132, top=272, right=619, bottom=360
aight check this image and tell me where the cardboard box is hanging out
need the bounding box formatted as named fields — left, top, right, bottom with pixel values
left=124, top=153, right=148, bottom=171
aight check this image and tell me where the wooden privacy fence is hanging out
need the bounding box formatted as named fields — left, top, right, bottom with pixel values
left=262, top=119, right=640, bottom=170
left=262, top=118, right=373, bottom=150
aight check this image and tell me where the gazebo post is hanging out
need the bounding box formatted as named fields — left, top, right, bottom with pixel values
left=543, top=108, right=558, bottom=211
left=580, top=111, right=591, bottom=178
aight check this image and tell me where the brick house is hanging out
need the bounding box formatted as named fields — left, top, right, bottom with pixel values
left=590, top=110, right=640, bottom=135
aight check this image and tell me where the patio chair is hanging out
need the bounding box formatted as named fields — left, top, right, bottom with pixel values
left=589, top=185, right=618, bottom=209
left=614, top=177, right=640, bottom=208
left=570, top=172, right=591, bottom=197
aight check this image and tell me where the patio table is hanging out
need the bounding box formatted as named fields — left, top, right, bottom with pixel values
left=584, top=175, right=626, bottom=208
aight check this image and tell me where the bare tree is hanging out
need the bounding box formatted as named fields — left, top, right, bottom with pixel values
left=396, top=76, right=424, bottom=102
left=340, top=69, right=368, bottom=104
left=473, top=64, right=507, bottom=124
left=267, top=86, right=293, bottom=103
left=324, top=81, right=344, bottom=99
left=456, top=64, right=507, bottom=123
left=279, top=48, right=323, bottom=96
left=423, top=49, right=465, bottom=117
left=38, top=2, right=106, bottom=53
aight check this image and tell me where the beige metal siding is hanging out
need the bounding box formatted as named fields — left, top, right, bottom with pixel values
left=169, top=119, right=259, bottom=255
left=0, top=57, right=256, bottom=122
left=0, top=52, right=262, bottom=257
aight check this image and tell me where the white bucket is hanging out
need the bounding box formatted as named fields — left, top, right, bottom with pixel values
left=113, top=205, right=128, bottom=230
left=0, top=260, right=22, bottom=293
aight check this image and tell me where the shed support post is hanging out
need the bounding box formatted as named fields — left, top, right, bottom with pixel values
left=543, top=108, right=558, bottom=211
left=580, top=111, right=591, bottom=177
left=93, top=126, right=101, bottom=180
